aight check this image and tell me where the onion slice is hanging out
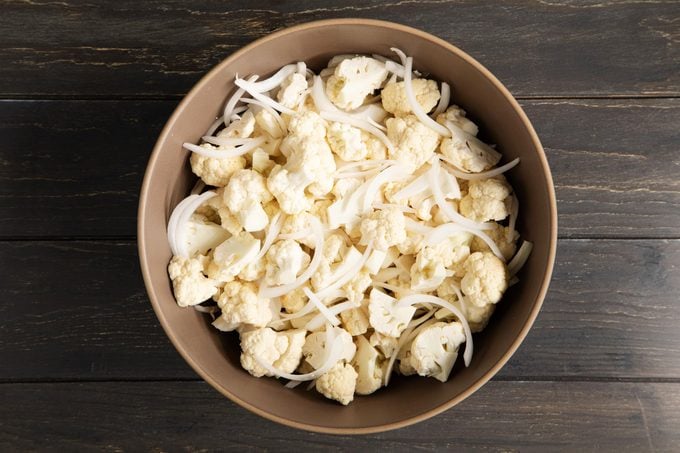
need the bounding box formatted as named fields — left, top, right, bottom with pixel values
left=431, top=82, right=451, bottom=118
left=254, top=213, right=283, bottom=261
left=319, top=110, right=395, bottom=155
left=383, top=310, right=436, bottom=385
left=305, top=300, right=357, bottom=331
left=174, top=191, right=217, bottom=258
left=396, top=294, right=473, bottom=366
left=441, top=155, right=520, bottom=181
left=316, top=242, right=374, bottom=300
left=303, top=287, right=340, bottom=327
left=223, top=75, right=258, bottom=123
left=246, top=64, right=297, bottom=93
left=426, top=222, right=505, bottom=262
left=508, top=240, right=533, bottom=276
left=167, top=195, right=199, bottom=256
left=183, top=136, right=266, bottom=159
left=241, top=98, right=287, bottom=136
left=234, top=77, right=295, bottom=115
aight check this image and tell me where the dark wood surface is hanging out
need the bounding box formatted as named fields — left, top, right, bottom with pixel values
left=2, top=1, right=679, bottom=450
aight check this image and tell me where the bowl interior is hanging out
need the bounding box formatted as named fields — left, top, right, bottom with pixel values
left=139, top=20, right=556, bottom=433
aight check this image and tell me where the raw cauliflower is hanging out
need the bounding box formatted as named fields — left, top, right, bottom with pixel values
left=302, top=328, right=356, bottom=370
left=207, top=232, right=260, bottom=281
left=368, top=289, right=416, bottom=338
left=399, top=321, right=466, bottom=382
left=254, top=109, right=284, bottom=139
left=381, top=79, right=440, bottom=117
left=352, top=335, right=384, bottom=395
left=386, top=115, right=441, bottom=170
left=311, top=233, right=349, bottom=290
left=240, top=327, right=306, bottom=377
left=277, top=73, right=308, bottom=109
left=223, top=169, right=274, bottom=232
left=190, top=151, right=246, bottom=187
left=436, top=105, right=479, bottom=136
left=281, top=285, right=308, bottom=314
left=168, top=255, right=218, bottom=307
left=215, top=280, right=272, bottom=330
left=440, top=133, right=501, bottom=173
left=471, top=223, right=519, bottom=261
left=460, top=252, right=508, bottom=307
left=369, top=332, right=399, bottom=359
left=342, top=270, right=371, bottom=304
left=459, top=177, right=512, bottom=222
left=264, top=239, right=310, bottom=286
left=326, top=56, right=388, bottom=110
left=359, top=207, right=407, bottom=252
left=316, top=362, right=358, bottom=405
left=327, top=122, right=369, bottom=161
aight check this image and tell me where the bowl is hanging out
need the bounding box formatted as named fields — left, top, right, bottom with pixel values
left=138, top=18, right=557, bottom=434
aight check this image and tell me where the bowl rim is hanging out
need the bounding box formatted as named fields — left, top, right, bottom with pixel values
left=138, top=17, right=558, bottom=435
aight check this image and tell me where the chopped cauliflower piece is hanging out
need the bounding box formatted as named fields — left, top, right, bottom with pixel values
left=369, top=332, right=399, bottom=359
left=386, top=115, right=441, bottom=170
left=332, top=177, right=362, bottom=200
left=316, top=362, right=358, bottom=405
left=216, top=280, right=272, bottom=330
left=251, top=148, right=275, bottom=174
left=327, top=122, right=369, bottom=161
left=311, top=233, right=349, bottom=290
left=436, top=105, right=478, bottom=136
left=381, top=79, right=440, bottom=117
left=219, top=110, right=256, bottom=138
left=168, top=255, right=218, bottom=307
left=461, top=252, right=508, bottom=307
left=302, top=328, right=356, bottom=370
left=440, top=129, right=501, bottom=173
left=185, top=214, right=230, bottom=256
left=400, top=321, right=466, bottom=382
left=368, top=289, right=416, bottom=338
left=471, top=223, right=519, bottom=261
left=223, top=169, right=274, bottom=232
left=190, top=151, right=246, bottom=187
left=339, top=299, right=370, bottom=336
left=254, top=109, right=284, bottom=139
left=207, top=232, right=260, bottom=281
left=352, top=335, right=384, bottom=395
left=342, top=270, right=371, bottom=304
left=359, top=207, right=407, bottom=252
left=239, top=327, right=290, bottom=377
left=281, top=285, right=308, bottom=313
left=459, top=177, right=512, bottom=222
left=264, top=239, right=310, bottom=286
left=277, top=73, right=308, bottom=109
left=326, top=56, right=388, bottom=110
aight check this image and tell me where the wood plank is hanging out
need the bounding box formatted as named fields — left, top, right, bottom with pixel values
left=1, top=1, right=678, bottom=97
left=1, top=239, right=679, bottom=381
left=1, top=99, right=678, bottom=238
left=1, top=381, right=678, bottom=450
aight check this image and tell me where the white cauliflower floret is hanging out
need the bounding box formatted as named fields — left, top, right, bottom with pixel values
left=352, top=335, right=384, bottom=395
left=219, top=110, right=256, bottom=139
left=461, top=252, right=508, bottom=307
left=254, top=109, right=284, bottom=139
left=264, top=239, right=310, bottom=286
left=238, top=258, right=265, bottom=282
left=223, top=169, right=274, bottom=232
left=216, top=280, right=272, bottom=330
left=440, top=133, right=501, bottom=173
left=239, top=327, right=289, bottom=377
left=251, top=148, right=276, bottom=174
left=400, top=321, right=466, bottom=382
left=364, top=131, right=387, bottom=160
left=207, top=231, right=260, bottom=281
left=459, top=177, right=512, bottom=222
left=267, top=165, right=314, bottom=214
left=368, top=289, right=416, bottom=338
left=359, top=207, right=407, bottom=252
left=326, top=56, right=388, bottom=110
left=342, top=270, right=371, bottom=304
left=386, top=115, right=441, bottom=170
left=185, top=214, right=230, bottom=256
left=199, top=190, right=243, bottom=235
left=302, top=328, right=356, bottom=370
left=281, top=285, right=308, bottom=313
left=369, top=332, right=399, bottom=359
left=381, top=79, right=440, bottom=117
left=168, top=255, right=218, bottom=307
left=190, top=151, right=246, bottom=187
left=311, top=233, right=349, bottom=290
left=274, top=329, right=307, bottom=373
left=410, top=246, right=448, bottom=292
left=277, top=73, right=308, bottom=109
left=327, top=122, right=369, bottom=161
left=436, top=293, right=496, bottom=333
left=287, top=110, right=326, bottom=140
left=339, top=297, right=370, bottom=336
left=396, top=231, right=424, bottom=255
left=280, top=211, right=317, bottom=249
left=332, top=177, right=362, bottom=200
left=471, top=223, right=519, bottom=261
left=316, top=362, right=357, bottom=405
left=436, top=105, right=479, bottom=135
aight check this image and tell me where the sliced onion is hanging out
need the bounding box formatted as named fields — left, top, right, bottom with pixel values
left=391, top=173, right=429, bottom=201
left=509, top=194, right=519, bottom=234
left=303, top=287, right=340, bottom=326
left=404, top=217, right=433, bottom=236
left=223, top=75, right=258, bottom=123
left=336, top=159, right=394, bottom=173
left=361, top=163, right=411, bottom=212
left=305, top=300, right=357, bottom=331
left=396, top=294, right=473, bottom=366
left=426, top=222, right=505, bottom=261
left=441, top=155, right=520, bottom=181
left=508, top=240, right=533, bottom=276
left=167, top=195, right=199, bottom=256
left=429, top=157, right=493, bottom=231
left=335, top=168, right=381, bottom=179
left=311, top=76, right=340, bottom=113
left=400, top=53, right=450, bottom=136
left=367, top=118, right=387, bottom=132
left=241, top=98, right=287, bottom=136
left=234, top=77, right=295, bottom=115
left=259, top=217, right=325, bottom=298
left=175, top=191, right=217, bottom=258
left=320, top=110, right=395, bottom=155
left=315, top=243, right=374, bottom=300
left=183, top=136, right=266, bottom=159
left=384, top=310, right=436, bottom=385
left=431, top=82, right=451, bottom=118
left=201, top=136, right=258, bottom=147
left=246, top=64, right=297, bottom=93
left=190, top=179, right=206, bottom=195
left=373, top=202, right=416, bottom=214
left=205, top=116, right=225, bottom=137
left=372, top=267, right=401, bottom=283
left=444, top=120, right=502, bottom=163
left=254, top=212, right=283, bottom=261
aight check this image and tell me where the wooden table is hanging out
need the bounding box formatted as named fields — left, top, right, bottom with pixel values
left=2, top=1, right=679, bottom=450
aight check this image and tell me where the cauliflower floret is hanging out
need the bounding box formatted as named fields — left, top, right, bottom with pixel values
left=359, top=207, right=407, bottom=252
left=471, top=223, right=519, bottom=261
left=200, top=190, right=244, bottom=235
left=369, top=332, right=399, bottom=359
left=316, top=362, right=357, bottom=405
left=287, top=110, right=326, bottom=140
left=206, top=232, right=260, bottom=281
left=216, top=280, right=272, bottom=330
left=440, top=134, right=501, bottom=173
left=274, top=329, right=307, bottom=373
left=281, top=285, right=308, bottom=313
left=280, top=211, right=317, bottom=249
left=311, top=233, right=349, bottom=290
left=251, top=148, right=276, bottom=175
left=326, top=56, right=388, bottom=110
left=327, top=122, right=369, bottom=161
left=332, top=177, right=362, bottom=200
left=396, top=231, right=424, bottom=255
left=436, top=105, right=479, bottom=136
left=264, top=239, right=310, bottom=286
left=459, top=177, right=512, bottom=222
left=185, top=214, right=230, bottom=256
left=190, top=151, right=246, bottom=187
left=436, top=294, right=496, bottom=333
left=219, top=110, right=256, bottom=139
left=168, top=255, right=218, bottom=307
left=276, top=73, right=308, bottom=109
left=400, top=321, right=466, bottom=382
left=302, top=328, right=356, bottom=370
left=342, top=270, right=371, bottom=304
left=238, top=258, right=266, bottom=282
left=239, top=327, right=289, bottom=377
left=352, top=335, right=384, bottom=395
left=223, top=169, right=274, bottom=232
left=368, top=289, right=416, bottom=338
left=410, top=246, right=448, bottom=292
left=266, top=165, right=313, bottom=214
left=363, top=131, right=387, bottom=160
left=461, top=252, right=508, bottom=307
left=254, top=109, right=284, bottom=139
left=381, top=79, right=440, bottom=117
left=340, top=307, right=370, bottom=336
left=386, top=115, right=441, bottom=170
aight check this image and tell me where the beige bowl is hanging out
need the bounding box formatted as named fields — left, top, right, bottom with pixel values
left=138, top=18, right=557, bottom=434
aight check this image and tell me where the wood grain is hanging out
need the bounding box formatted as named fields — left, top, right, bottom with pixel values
left=1, top=0, right=678, bottom=98
left=1, top=239, right=678, bottom=381
left=1, top=380, right=678, bottom=451
left=1, top=99, right=678, bottom=238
